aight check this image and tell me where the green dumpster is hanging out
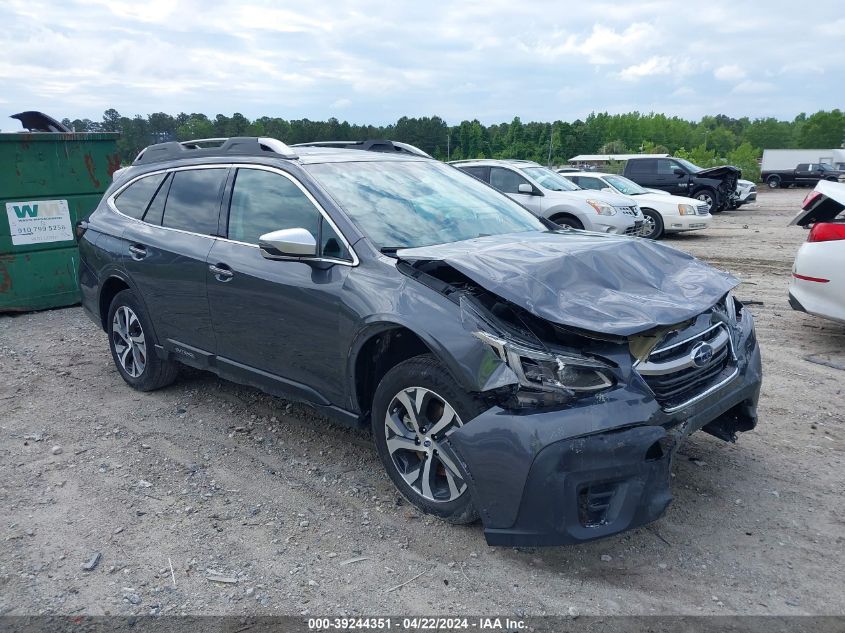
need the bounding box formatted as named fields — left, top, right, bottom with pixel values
left=0, top=132, right=120, bottom=312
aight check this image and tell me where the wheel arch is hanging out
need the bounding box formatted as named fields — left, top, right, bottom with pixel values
left=348, top=320, right=470, bottom=422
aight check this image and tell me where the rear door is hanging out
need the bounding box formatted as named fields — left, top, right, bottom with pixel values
left=206, top=165, right=353, bottom=405
left=119, top=166, right=228, bottom=363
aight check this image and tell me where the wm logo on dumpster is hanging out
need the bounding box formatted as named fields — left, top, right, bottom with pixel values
left=12, top=204, right=38, bottom=219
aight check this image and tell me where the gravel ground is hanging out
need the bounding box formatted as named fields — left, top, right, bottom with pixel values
left=1, top=187, right=843, bottom=617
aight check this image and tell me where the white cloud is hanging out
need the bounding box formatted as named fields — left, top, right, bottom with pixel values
left=0, top=0, right=842, bottom=123
left=524, top=22, right=657, bottom=65
left=714, top=64, right=747, bottom=81
left=732, top=80, right=776, bottom=94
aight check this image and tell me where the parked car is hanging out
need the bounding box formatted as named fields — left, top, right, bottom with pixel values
left=451, top=159, right=643, bottom=235
left=560, top=171, right=712, bottom=240
left=788, top=180, right=845, bottom=324
left=78, top=136, right=762, bottom=547
left=762, top=163, right=845, bottom=189
left=623, top=156, right=741, bottom=214
left=735, top=179, right=757, bottom=207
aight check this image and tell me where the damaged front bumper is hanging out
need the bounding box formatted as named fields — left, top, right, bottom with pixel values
left=441, top=315, right=762, bottom=547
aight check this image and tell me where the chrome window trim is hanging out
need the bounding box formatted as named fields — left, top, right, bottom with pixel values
left=106, top=163, right=359, bottom=267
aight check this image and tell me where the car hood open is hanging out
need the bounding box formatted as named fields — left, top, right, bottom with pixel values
left=695, top=165, right=741, bottom=179
left=397, top=231, right=738, bottom=337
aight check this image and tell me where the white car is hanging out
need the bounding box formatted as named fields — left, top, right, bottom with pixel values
left=560, top=171, right=712, bottom=240
left=735, top=179, right=757, bottom=207
left=788, top=180, right=845, bottom=324
left=453, top=160, right=644, bottom=236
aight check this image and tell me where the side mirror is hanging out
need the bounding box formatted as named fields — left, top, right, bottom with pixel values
left=672, top=167, right=685, bottom=177
left=517, top=183, right=534, bottom=194
left=258, top=228, right=317, bottom=259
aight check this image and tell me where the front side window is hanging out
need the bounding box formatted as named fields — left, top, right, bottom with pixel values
left=306, top=160, right=546, bottom=250
left=571, top=176, right=604, bottom=191
left=228, top=169, right=321, bottom=244
left=490, top=167, right=531, bottom=194
left=114, top=173, right=166, bottom=219
left=162, top=169, right=227, bottom=235
left=656, top=159, right=676, bottom=175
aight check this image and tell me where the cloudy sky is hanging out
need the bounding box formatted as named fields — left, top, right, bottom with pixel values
left=1, top=0, right=842, bottom=126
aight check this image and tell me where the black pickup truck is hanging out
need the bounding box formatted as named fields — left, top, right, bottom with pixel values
left=623, top=156, right=740, bottom=213
left=762, top=163, right=845, bottom=189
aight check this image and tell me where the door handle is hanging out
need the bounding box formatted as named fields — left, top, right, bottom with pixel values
left=209, top=263, right=234, bottom=281
left=128, top=244, right=147, bottom=260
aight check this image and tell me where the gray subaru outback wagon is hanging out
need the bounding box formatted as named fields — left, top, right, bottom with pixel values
left=79, top=137, right=762, bottom=546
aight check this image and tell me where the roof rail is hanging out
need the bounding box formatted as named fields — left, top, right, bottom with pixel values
left=292, top=139, right=431, bottom=158
left=133, top=136, right=298, bottom=165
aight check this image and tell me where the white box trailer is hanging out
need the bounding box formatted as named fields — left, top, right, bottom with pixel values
left=761, top=149, right=845, bottom=171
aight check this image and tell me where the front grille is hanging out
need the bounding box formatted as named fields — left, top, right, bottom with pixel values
left=625, top=220, right=644, bottom=236
left=636, top=323, right=737, bottom=412
left=696, top=203, right=709, bottom=215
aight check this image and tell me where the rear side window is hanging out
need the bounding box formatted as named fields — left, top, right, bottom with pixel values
left=459, top=166, right=488, bottom=182
left=627, top=159, right=652, bottom=175
left=142, top=173, right=172, bottom=226
left=227, top=168, right=320, bottom=245
left=114, top=173, right=166, bottom=219
left=490, top=167, right=530, bottom=194
left=162, top=169, right=227, bottom=235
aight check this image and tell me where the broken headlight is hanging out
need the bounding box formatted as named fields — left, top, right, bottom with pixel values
left=475, top=331, right=615, bottom=408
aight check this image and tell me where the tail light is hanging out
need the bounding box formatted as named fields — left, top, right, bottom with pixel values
left=802, top=190, right=822, bottom=209
left=807, top=222, right=845, bottom=243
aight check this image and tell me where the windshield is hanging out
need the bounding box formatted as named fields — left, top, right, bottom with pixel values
left=306, top=160, right=547, bottom=249
left=520, top=166, right=581, bottom=191
left=605, top=174, right=648, bottom=195
left=675, top=158, right=702, bottom=173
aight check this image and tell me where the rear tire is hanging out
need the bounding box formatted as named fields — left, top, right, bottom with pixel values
left=766, top=175, right=781, bottom=189
left=551, top=214, right=584, bottom=230
left=371, top=355, right=487, bottom=525
left=640, top=208, right=664, bottom=240
left=107, top=289, right=178, bottom=392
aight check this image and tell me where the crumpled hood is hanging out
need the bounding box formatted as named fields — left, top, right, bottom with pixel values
left=696, top=165, right=741, bottom=179
left=397, top=231, right=738, bottom=337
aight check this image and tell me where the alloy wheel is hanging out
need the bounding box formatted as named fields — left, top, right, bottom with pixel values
left=112, top=306, right=147, bottom=378
left=384, top=386, right=467, bottom=503
left=642, top=214, right=657, bottom=238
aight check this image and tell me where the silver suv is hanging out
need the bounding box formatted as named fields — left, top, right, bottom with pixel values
left=452, top=159, right=643, bottom=235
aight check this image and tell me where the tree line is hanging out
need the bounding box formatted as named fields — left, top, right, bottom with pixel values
left=66, top=108, right=845, bottom=182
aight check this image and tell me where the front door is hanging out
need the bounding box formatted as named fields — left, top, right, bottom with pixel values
left=489, top=166, right=542, bottom=214
left=206, top=166, right=354, bottom=406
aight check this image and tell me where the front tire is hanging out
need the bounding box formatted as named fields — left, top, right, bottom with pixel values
left=694, top=188, right=718, bottom=214
left=640, top=208, right=664, bottom=239
left=107, top=289, right=178, bottom=391
left=371, top=355, right=486, bottom=524
left=767, top=175, right=781, bottom=189
left=551, top=214, right=584, bottom=230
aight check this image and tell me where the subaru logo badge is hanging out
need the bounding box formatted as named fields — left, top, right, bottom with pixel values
left=691, top=342, right=714, bottom=367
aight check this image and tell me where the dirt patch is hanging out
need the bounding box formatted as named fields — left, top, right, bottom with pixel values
left=0, top=188, right=843, bottom=617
